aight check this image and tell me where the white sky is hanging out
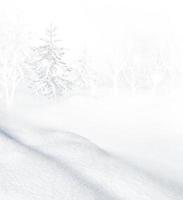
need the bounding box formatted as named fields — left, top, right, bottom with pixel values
left=0, top=0, right=183, bottom=71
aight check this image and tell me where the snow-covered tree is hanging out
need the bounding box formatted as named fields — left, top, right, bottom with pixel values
left=119, top=50, right=172, bottom=94
left=105, top=48, right=126, bottom=96
left=120, top=54, right=150, bottom=93
left=149, top=52, right=172, bottom=94
left=0, top=22, right=27, bottom=106
left=107, top=58, right=124, bottom=96
left=25, top=25, right=73, bottom=98
left=74, top=49, right=99, bottom=96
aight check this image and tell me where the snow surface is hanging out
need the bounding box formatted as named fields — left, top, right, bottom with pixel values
left=0, top=92, right=183, bottom=200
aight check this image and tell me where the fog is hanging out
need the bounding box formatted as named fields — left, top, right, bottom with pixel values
left=1, top=0, right=183, bottom=74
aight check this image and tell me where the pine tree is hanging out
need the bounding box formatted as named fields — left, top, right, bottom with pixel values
left=26, top=25, right=73, bottom=98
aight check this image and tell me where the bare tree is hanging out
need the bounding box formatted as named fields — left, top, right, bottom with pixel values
left=108, top=59, right=124, bottom=96
left=149, top=52, right=171, bottom=94
left=120, top=50, right=172, bottom=95
left=0, top=23, right=26, bottom=106
left=75, top=49, right=99, bottom=96
left=106, top=49, right=126, bottom=96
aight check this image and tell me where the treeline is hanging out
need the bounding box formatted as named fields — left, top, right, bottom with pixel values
left=0, top=24, right=178, bottom=106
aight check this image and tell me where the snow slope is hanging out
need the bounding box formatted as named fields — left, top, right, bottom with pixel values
left=0, top=93, right=183, bottom=199
left=0, top=122, right=181, bottom=200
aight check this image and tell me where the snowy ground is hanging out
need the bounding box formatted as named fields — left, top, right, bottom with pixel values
left=1, top=91, right=183, bottom=199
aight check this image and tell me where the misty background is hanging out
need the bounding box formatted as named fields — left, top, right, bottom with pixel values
left=0, top=0, right=183, bottom=106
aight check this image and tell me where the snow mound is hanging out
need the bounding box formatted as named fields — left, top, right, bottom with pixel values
left=0, top=122, right=182, bottom=200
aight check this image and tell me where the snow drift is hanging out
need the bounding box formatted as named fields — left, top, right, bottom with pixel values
left=0, top=98, right=183, bottom=200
